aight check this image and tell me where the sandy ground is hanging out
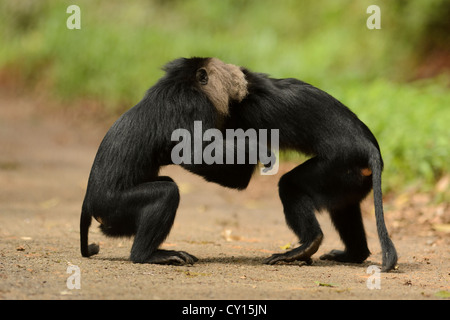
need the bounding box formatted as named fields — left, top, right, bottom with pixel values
left=0, top=93, right=448, bottom=300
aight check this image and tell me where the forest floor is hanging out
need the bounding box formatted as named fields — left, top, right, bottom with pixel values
left=0, top=92, right=448, bottom=300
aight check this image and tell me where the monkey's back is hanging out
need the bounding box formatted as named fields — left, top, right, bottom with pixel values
left=235, top=70, right=380, bottom=160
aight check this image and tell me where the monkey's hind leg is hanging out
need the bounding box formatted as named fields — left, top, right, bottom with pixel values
left=116, top=177, right=198, bottom=265
left=264, top=159, right=324, bottom=265
left=320, top=203, right=370, bottom=264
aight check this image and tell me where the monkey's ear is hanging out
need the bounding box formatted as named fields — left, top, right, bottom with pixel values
left=196, top=68, right=208, bottom=85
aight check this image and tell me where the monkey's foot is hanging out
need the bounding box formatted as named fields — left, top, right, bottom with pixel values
left=319, top=249, right=369, bottom=264
left=145, top=249, right=198, bottom=265
left=263, top=235, right=322, bottom=265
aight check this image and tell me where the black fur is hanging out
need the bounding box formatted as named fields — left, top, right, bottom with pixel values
left=226, top=69, right=397, bottom=271
left=81, top=57, right=397, bottom=271
left=80, top=57, right=253, bottom=264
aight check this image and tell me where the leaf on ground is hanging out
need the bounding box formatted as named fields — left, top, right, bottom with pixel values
left=432, top=224, right=450, bottom=233
left=280, top=243, right=291, bottom=250
left=434, top=290, right=450, bottom=298
left=315, top=281, right=339, bottom=287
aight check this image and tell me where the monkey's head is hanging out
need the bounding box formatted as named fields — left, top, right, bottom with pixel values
left=163, top=57, right=248, bottom=116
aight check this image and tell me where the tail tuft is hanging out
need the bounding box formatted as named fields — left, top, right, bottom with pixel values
left=83, top=243, right=100, bottom=257
left=80, top=208, right=100, bottom=257
left=380, top=234, right=398, bottom=272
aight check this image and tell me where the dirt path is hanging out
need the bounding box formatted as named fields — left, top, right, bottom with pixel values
left=0, top=93, right=448, bottom=300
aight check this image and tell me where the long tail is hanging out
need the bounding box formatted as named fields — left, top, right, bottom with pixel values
left=80, top=207, right=100, bottom=257
left=368, top=148, right=398, bottom=272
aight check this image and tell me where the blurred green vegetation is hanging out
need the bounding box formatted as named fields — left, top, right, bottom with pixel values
left=0, top=0, right=449, bottom=196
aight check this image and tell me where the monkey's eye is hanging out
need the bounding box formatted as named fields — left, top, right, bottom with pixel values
left=196, top=68, right=208, bottom=85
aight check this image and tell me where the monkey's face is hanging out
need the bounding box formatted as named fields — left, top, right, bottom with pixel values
left=197, top=58, right=248, bottom=116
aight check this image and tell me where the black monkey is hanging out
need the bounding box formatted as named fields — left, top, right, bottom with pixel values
left=80, top=57, right=252, bottom=265
left=81, top=57, right=397, bottom=272
left=226, top=69, right=398, bottom=272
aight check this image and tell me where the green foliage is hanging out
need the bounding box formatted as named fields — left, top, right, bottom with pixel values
left=0, top=0, right=449, bottom=195
left=334, top=78, right=450, bottom=193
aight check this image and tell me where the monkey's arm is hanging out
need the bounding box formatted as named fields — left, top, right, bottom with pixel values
left=180, top=132, right=257, bottom=189
left=182, top=162, right=256, bottom=190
